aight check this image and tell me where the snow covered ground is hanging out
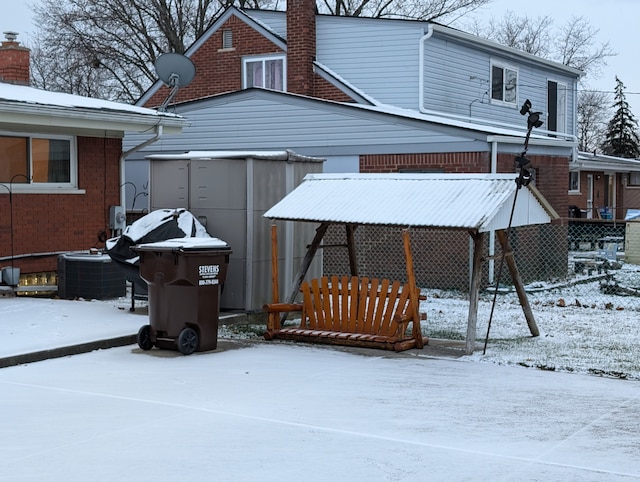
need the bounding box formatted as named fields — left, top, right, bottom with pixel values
left=2, top=269, right=639, bottom=380
left=424, top=275, right=640, bottom=380
left=1, top=293, right=639, bottom=481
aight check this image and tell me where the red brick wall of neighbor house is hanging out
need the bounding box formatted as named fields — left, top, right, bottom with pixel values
left=0, top=137, right=122, bottom=273
left=144, top=16, right=286, bottom=109
left=360, top=152, right=491, bottom=175
left=143, top=8, right=353, bottom=108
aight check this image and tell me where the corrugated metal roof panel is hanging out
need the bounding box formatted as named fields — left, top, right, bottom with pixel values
left=264, top=173, right=553, bottom=232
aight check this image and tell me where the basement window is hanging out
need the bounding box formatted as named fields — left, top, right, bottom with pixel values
left=242, top=55, right=286, bottom=91
left=0, top=133, right=77, bottom=190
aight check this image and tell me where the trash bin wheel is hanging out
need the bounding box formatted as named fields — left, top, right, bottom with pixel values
left=178, top=327, right=199, bottom=355
left=137, top=324, right=154, bottom=351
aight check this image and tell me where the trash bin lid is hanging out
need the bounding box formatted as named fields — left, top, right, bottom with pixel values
left=135, top=236, right=229, bottom=251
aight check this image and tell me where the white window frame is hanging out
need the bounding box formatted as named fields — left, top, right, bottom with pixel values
left=629, top=172, right=640, bottom=186
left=490, top=60, right=518, bottom=107
left=569, top=171, right=580, bottom=193
left=556, top=81, right=568, bottom=134
left=242, top=54, right=287, bottom=92
left=0, top=131, right=78, bottom=193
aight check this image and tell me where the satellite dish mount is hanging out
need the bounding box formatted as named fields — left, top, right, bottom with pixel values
left=154, top=53, right=196, bottom=112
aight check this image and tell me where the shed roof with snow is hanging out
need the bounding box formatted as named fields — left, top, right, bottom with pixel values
left=264, top=173, right=558, bottom=232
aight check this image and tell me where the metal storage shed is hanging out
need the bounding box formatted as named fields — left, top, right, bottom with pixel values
left=146, top=150, right=324, bottom=311
left=264, top=173, right=559, bottom=354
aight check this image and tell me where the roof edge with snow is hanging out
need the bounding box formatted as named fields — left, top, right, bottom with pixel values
left=264, top=173, right=556, bottom=232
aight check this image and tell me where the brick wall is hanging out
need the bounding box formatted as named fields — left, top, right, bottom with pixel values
left=361, top=152, right=491, bottom=174
left=144, top=8, right=359, bottom=108
left=144, top=16, right=285, bottom=108
left=0, top=137, right=122, bottom=273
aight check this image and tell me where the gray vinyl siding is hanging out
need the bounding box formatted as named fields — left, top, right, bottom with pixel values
left=124, top=93, right=486, bottom=161
left=315, top=16, right=423, bottom=110
left=244, top=11, right=578, bottom=135
left=423, top=32, right=578, bottom=134
left=244, top=10, right=287, bottom=37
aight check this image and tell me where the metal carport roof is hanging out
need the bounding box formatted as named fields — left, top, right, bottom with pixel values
left=264, top=173, right=558, bottom=231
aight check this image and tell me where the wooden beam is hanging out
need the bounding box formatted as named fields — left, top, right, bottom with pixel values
left=346, top=224, right=358, bottom=277
left=267, top=224, right=280, bottom=332
left=496, top=229, right=540, bottom=337
left=270, top=224, right=279, bottom=305
left=466, top=231, right=484, bottom=355
left=284, top=222, right=330, bottom=305
left=402, top=229, right=423, bottom=349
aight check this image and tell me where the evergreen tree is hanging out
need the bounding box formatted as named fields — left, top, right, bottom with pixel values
left=601, top=77, right=640, bottom=158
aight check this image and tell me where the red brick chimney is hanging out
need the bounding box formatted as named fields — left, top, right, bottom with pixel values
left=0, top=31, right=30, bottom=85
left=286, top=0, right=316, bottom=96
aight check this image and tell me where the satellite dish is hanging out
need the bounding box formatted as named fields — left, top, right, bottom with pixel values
left=154, top=53, right=196, bottom=111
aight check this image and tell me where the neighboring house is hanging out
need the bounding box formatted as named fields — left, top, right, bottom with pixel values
left=126, top=1, right=582, bottom=220
left=0, top=34, right=186, bottom=286
left=569, top=151, right=640, bottom=220
left=123, top=1, right=582, bottom=298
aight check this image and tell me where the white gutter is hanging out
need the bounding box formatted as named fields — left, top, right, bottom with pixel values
left=119, top=125, right=164, bottom=208
left=0, top=102, right=185, bottom=133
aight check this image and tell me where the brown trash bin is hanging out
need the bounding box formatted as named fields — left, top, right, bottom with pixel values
left=132, top=237, right=232, bottom=355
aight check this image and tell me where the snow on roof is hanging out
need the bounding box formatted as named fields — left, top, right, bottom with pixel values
left=147, top=150, right=325, bottom=162
left=264, top=173, right=555, bottom=232
left=575, top=151, right=640, bottom=172
left=0, top=82, right=181, bottom=119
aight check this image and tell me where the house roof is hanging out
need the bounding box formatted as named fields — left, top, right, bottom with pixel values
left=429, top=24, right=583, bottom=78
left=0, top=82, right=186, bottom=137
left=264, top=173, right=557, bottom=232
left=147, top=149, right=324, bottom=163
left=574, top=151, right=640, bottom=172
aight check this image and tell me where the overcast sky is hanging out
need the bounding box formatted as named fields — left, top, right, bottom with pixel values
left=1, top=0, right=638, bottom=117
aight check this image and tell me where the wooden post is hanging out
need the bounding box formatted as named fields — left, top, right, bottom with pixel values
left=284, top=222, right=330, bottom=305
left=268, top=224, right=280, bottom=331
left=346, top=224, right=358, bottom=277
left=271, top=224, right=279, bottom=304
left=402, top=229, right=423, bottom=349
left=496, top=229, right=540, bottom=337
left=466, top=231, right=484, bottom=355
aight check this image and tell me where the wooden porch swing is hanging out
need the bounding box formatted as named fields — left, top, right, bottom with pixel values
left=263, top=223, right=425, bottom=352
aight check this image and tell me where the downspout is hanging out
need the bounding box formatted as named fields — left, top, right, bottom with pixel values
left=418, top=24, right=434, bottom=113
left=119, top=125, right=164, bottom=208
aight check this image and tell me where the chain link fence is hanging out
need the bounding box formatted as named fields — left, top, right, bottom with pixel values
left=322, top=221, right=640, bottom=334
